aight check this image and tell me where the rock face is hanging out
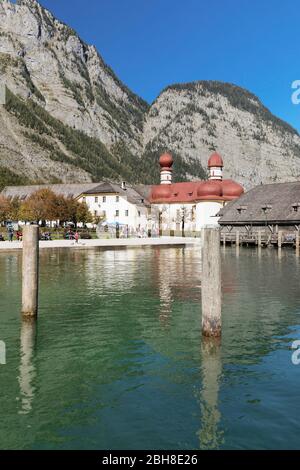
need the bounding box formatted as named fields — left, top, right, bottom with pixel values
left=0, top=0, right=146, bottom=149
left=144, top=82, right=300, bottom=188
left=1, top=0, right=300, bottom=189
left=0, top=0, right=148, bottom=186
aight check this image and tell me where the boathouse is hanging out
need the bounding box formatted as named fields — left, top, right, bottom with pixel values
left=218, top=182, right=300, bottom=246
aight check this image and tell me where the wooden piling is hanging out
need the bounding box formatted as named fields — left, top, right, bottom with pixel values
left=199, top=336, right=222, bottom=448
left=257, top=230, right=262, bottom=247
left=0, top=340, right=6, bottom=365
left=278, top=231, right=282, bottom=249
left=296, top=231, right=299, bottom=251
left=222, top=233, right=226, bottom=246
left=201, top=227, right=221, bottom=337
left=22, top=225, right=39, bottom=319
left=235, top=231, right=240, bottom=246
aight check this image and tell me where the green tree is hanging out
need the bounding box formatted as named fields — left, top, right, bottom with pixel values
left=64, top=197, right=79, bottom=226
left=76, top=201, right=93, bottom=226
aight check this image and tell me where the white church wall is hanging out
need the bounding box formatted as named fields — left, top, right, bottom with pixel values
left=152, top=203, right=197, bottom=235
left=196, top=201, right=223, bottom=229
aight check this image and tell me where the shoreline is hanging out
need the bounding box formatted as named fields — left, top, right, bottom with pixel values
left=0, top=236, right=200, bottom=252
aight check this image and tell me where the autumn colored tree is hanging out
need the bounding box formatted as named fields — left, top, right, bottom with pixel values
left=0, top=195, right=12, bottom=223
left=17, top=189, right=93, bottom=227
left=19, top=189, right=58, bottom=223
left=53, top=195, right=72, bottom=224
left=10, top=197, right=21, bottom=221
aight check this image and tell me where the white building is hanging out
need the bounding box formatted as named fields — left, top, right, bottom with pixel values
left=77, top=182, right=151, bottom=237
left=1, top=181, right=152, bottom=236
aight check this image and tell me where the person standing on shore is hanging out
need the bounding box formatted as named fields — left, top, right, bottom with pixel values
left=16, top=230, right=22, bottom=242
left=74, top=231, right=79, bottom=244
left=7, top=226, right=14, bottom=242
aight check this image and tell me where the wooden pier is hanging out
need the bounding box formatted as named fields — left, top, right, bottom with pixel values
left=220, top=230, right=299, bottom=249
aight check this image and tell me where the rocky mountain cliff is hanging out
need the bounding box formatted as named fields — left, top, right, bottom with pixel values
left=0, top=0, right=152, bottom=188
left=1, top=0, right=300, bottom=190
left=144, top=82, right=300, bottom=188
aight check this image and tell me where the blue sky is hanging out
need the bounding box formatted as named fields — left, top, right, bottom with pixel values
left=35, top=0, right=300, bottom=131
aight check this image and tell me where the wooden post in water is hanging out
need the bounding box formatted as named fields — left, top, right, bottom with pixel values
left=222, top=232, right=226, bottom=246
left=278, top=230, right=282, bottom=250
left=199, top=336, right=222, bottom=448
left=296, top=231, right=299, bottom=255
left=235, top=230, right=240, bottom=247
left=235, top=230, right=240, bottom=256
left=22, top=225, right=39, bottom=319
left=202, top=226, right=221, bottom=337
left=258, top=230, right=262, bottom=247
left=19, top=319, right=37, bottom=413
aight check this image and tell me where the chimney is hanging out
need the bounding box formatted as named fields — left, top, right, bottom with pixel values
left=121, top=181, right=126, bottom=190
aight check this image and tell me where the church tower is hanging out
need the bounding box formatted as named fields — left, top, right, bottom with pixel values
left=208, top=152, right=223, bottom=180
left=159, top=153, right=173, bottom=185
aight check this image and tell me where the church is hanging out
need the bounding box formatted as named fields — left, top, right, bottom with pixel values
left=149, top=152, right=244, bottom=236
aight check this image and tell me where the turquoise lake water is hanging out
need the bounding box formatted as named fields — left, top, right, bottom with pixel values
left=0, top=245, right=300, bottom=450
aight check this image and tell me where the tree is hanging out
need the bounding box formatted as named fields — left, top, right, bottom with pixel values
left=76, top=201, right=93, bottom=226
left=10, top=197, right=21, bottom=221
left=19, top=189, right=58, bottom=223
left=93, top=214, right=105, bottom=226
left=16, top=190, right=93, bottom=227
left=0, top=196, right=12, bottom=223
left=53, top=195, right=72, bottom=224
left=63, top=197, right=79, bottom=226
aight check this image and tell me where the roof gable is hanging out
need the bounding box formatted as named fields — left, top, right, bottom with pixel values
left=219, top=182, right=300, bottom=224
left=84, top=182, right=117, bottom=195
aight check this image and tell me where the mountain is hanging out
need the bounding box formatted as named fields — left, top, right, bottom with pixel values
left=144, top=82, right=300, bottom=188
left=0, top=0, right=150, bottom=188
left=0, top=0, right=300, bottom=190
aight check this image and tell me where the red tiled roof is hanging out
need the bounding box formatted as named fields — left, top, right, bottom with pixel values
left=150, top=180, right=244, bottom=203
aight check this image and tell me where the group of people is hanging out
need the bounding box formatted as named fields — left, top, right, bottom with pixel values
left=65, top=230, right=80, bottom=243
left=40, top=232, right=52, bottom=241
left=7, top=225, right=23, bottom=242
left=1, top=226, right=82, bottom=243
left=2, top=226, right=22, bottom=242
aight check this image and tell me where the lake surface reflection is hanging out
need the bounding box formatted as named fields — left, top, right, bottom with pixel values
left=0, top=246, right=300, bottom=449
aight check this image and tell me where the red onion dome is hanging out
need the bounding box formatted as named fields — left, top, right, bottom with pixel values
left=208, top=152, right=224, bottom=168
left=222, top=180, right=244, bottom=199
left=151, top=184, right=172, bottom=201
left=159, top=152, right=173, bottom=169
left=197, top=180, right=222, bottom=199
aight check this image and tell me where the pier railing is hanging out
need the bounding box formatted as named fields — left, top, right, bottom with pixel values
left=220, top=230, right=300, bottom=248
